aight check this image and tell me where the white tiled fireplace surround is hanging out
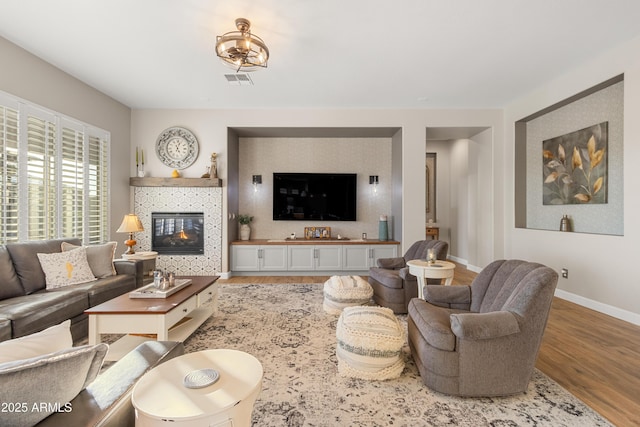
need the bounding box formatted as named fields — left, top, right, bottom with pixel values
left=133, top=187, right=222, bottom=275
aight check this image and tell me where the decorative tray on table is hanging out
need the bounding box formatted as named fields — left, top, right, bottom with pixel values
left=129, top=279, right=192, bottom=299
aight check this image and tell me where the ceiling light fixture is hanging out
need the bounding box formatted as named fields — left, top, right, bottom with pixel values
left=216, top=18, right=269, bottom=72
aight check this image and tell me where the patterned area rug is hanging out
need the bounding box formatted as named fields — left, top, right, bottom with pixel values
left=183, top=283, right=611, bottom=427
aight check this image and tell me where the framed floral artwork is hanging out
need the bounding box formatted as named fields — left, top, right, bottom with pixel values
left=542, top=122, right=608, bottom=205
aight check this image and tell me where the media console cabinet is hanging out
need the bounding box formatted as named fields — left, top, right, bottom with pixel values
left=231, top=239, right=399, bottom=275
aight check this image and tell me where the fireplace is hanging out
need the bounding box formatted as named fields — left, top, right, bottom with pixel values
left=151, top=212, right=204, bottom=255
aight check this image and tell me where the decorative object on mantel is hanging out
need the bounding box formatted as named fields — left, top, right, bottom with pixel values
left=136, top=147, right=145, bottom=177
left=238, top=214, right=254, bottom=241
left=156, top=126, right=199, bottom=170
left=378, top=215, right=388, bottom=241
left=304, top=226, right=331, bottom=239
left=201, top=166, right=210, bottom=178
left=171, top=169, right=181, bottom=178
left=210, top=152, right=218, bottom=178
left=542, top=122, right=608, bottom=205
left=116, top=213, right=144, bottom=255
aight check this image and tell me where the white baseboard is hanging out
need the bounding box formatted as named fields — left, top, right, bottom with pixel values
left=555, top=288, right=640, bottom=326
left=446, top=255, right=482, bottom=273
left=218, top=271, right=232, bottom=279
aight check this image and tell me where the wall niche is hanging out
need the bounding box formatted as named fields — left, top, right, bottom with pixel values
left=514, top=75, right=624, bottom=235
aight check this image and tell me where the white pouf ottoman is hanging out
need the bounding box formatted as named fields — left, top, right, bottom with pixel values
left=335, top=306, right=405, bottom=380
left=323, top=275, right=373, bottom=314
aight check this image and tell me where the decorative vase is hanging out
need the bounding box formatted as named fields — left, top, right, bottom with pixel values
left=378, top=215, right=388, bottom=241
left=240, top=224, right=251, bottom=241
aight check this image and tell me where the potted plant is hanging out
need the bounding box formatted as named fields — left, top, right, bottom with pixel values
left=238, top=214, right=254, bottom=241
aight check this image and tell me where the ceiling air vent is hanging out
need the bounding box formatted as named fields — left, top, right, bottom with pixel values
left=224, top=73, right=253, bottom=86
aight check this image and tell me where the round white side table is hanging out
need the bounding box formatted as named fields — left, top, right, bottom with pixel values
left=132, top=349, right=263, bottom=427
left=407, top=259, right=456, bottom=300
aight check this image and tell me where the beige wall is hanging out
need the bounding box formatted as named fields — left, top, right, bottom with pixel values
left=504, top=34, right=640, bottom=324
left=0, top=36, right=132, bottom=251
left=131, top=108, right=503, bottom=275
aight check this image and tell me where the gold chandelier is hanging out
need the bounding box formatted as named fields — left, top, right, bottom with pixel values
left=216, top=18, right=269, bottom=72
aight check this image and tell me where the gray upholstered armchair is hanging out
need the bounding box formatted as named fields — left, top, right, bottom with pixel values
left=368, top=240, right=448, bottom=314
left=407, top=259, right=558, bottom=396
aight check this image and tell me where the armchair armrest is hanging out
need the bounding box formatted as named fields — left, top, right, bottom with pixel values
left=398, top=267, right=416, bottom=281
left=377, top=257, right=406, bottom=269
left=450, top=311, right=520, bottom=340
left=424, top=285, right=471, bottom=309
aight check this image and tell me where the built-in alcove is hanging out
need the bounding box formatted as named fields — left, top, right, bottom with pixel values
left=226, top=127, right=402, bottom=243
left=514, top=74, right=624, bottom=236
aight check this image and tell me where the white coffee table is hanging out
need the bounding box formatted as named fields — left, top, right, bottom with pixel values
left=132, top=349, right=263, bottom=427
left=85, top=276, right=218, bottom=361
left=407, top=259, right=456, bottom=299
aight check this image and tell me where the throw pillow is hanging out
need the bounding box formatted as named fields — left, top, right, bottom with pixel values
left=37, top=247, right=96, bottom=289
left=0, top=343, right=108, bottom=426
left=61, top=241, right=117, bottom=278
left=0, top=320, right=73, bottom=364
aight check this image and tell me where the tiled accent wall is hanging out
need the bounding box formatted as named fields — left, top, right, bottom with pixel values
left=133, top=187, right=222, bottom=275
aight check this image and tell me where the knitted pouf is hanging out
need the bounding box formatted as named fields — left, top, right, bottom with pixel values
left=335, top=306, right=405, bottom=380
left=323, top=276, right=373, bottom=315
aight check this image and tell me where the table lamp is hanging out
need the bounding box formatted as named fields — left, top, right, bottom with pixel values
left=116, top=213, right=144, bottom=255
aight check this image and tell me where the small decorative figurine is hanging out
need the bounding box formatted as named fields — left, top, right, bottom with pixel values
left=210, top=152, right=218, bottom=179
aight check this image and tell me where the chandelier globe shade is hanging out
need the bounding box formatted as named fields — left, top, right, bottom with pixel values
left=216, top=18, right=269, bottom=72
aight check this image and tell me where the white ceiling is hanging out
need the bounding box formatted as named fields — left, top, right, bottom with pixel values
left=1, top=0, right=639, bottom=110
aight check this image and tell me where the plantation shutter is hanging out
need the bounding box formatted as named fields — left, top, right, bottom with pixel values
left=0, top=91, right=110, bottom=244
left=26, top=112, right=57, bottom=240
left=86, top=132, right=109, bottom=244
left=0, top=104, right=19, bottom=243
left=60, top=123, right=85, bottom=239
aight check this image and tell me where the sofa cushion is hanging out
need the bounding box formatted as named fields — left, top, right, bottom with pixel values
left=0, top=246, right=25, bottom=300
left=0, top=318, right=11, bottom=342
left=0, top=343, right=108, bottom=426
left=0, top=320, right=72, bottom=364
left=0, top=290, right=88, bottom=338
left=408, top=298, right=465, bottom=352
left=48, top=274, right=136, bottom=307
left=61, top=241, right=117, bottom=278
left=6, top=238, right=82, bottom=294
left=37, top=247, right=97, bottom=289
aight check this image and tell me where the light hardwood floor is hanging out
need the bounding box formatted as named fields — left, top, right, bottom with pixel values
left=219, top=263, right=640, bottom=427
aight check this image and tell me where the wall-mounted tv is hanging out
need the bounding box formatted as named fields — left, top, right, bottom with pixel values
left=273, top=173, right=357, bottom=221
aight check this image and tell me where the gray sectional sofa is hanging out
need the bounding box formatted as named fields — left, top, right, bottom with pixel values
left=0, top=238, right=143, bottom=343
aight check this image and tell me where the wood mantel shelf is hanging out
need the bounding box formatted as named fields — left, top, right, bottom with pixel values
left=129, top=177, right=222, bottom=187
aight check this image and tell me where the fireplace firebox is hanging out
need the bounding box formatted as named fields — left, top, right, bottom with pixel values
left=151, top=212, right=204, bottom=255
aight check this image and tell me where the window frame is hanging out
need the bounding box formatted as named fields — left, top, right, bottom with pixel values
left=0, top=91, right=111, bottom=245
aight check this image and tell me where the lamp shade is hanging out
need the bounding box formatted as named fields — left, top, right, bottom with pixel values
left=116, top=214, right=144, bottom=233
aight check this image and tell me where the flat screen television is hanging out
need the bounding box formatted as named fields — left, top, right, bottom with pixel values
left=273, top=173, right=357, bottom=221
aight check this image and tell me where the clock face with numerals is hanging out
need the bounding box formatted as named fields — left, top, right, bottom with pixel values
left=155, top=127, right=199, bottom=169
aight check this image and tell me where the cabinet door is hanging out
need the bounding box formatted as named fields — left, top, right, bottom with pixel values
left=315, top=246, right=342, bottom=270
left=260, top=246, right=288, bottom=271
left=288, top=246, right=315, bottom=271
left=342, top=245, right=370, bottom=270
left=231, top=246, right=260, bottom=271
left=369, top=245, right=398, bottom=267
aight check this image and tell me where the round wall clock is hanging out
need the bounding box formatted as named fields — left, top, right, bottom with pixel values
left=155, top=127, right=199, bottom=169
